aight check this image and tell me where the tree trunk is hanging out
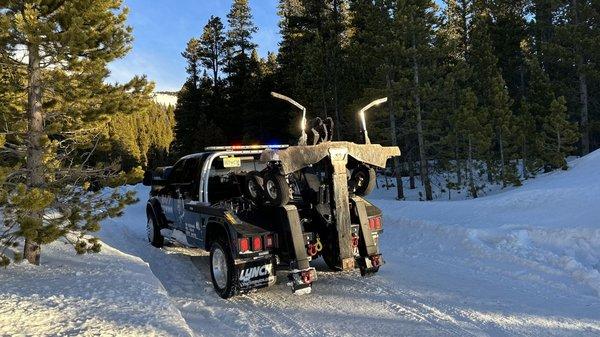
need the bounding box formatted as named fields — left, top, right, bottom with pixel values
left=408, top=150, right=416, bottom=189
left=24, top=43, right=44, bottom=265
left=468, top=135, right=477, bottom=198
left=571, top=0, right=590, bottom=155
left=577, top=70, right=589, bottom=155
left=411, top=33, right=432, bottom=201
left=455, top=145, right=462, bottom=186
left=386, top=71, right=404, bottom=200
left=522, top=140, right=528, bottom=179
left=499, top=130, right=505, bottom=186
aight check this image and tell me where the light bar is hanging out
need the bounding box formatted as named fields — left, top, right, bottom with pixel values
left=205, top=144, right=289, bottom=151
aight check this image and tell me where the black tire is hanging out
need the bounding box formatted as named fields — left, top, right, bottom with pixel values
left=352, top=165, right=376, bottom=196
left=146, top=212, right=164, bottom=248
left=263, top=174, right=291, bottom=207
left=210, top=241, right=237, bottom=299
left=243, top=171, right=263, bottom=201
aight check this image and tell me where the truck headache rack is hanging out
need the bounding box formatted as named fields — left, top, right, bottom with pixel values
left=205, top=144, right=289, bottom=151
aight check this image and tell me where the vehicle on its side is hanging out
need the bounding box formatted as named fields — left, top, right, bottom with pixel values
left=143, top=95, right=400, bottom=298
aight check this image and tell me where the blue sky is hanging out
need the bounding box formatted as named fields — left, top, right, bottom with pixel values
left=108, top=0, right=281, bottom=92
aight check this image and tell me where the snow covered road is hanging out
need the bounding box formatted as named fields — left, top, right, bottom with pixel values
left=94, top=151, right=600, bottom=336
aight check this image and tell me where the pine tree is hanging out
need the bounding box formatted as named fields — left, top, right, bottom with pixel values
left=0, top=0, right=143, bottom=265
left=199, top=16, right=226, bottom=86
left=469, top=6, right=514, bottom=185
left=554, top=0, right=599, bottom=155
left=222, top=0, right=259, bottom=142
left=346, top=0, right=407, bottom=199
left=488, top=0, right=528, bottom=100
left=182, top=38, right=201, bottom=89
left=542, top=96, right=579, bottom=169
left=226, top=0, right=258, bottom=58
left=394, top=0, right=441, bottom=201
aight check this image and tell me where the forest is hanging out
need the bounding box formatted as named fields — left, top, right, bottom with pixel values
left=0, top=0, right=598, bottom=264
left=173, top=0, right=599, bottom=201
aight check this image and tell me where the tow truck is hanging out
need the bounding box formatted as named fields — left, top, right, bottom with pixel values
left=143, top=94, right=400, bottom=298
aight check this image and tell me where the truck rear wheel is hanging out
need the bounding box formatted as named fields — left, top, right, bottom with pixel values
left=210, top=241, right=237, bottom=299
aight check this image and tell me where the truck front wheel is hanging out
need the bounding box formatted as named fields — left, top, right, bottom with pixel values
left=210, top=241, right=237, bottom=299
left=147, top=214, right=164, bottom=248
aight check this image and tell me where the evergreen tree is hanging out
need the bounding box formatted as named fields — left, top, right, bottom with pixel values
left=0, top=0, right=143, bottom=265
left=200, top=16, right=227, bottom=86
left=223, top=0, right=259, bottom=142
left=469, top=6, right=514, bottom=184
left=542, top=96, right=579, bottom=169
left=488, top=0, right=528, bottom=100
left=226, top=0, right=258, bottom=58
left=182, top=38, right=201, bottom=89
left=553, top=0, right=599, bottom=155
left=105, top=99, right=175, bottom=170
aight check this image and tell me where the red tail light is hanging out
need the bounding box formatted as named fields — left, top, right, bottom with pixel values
left=369, top=216, right=382, bottom=230
left=264, top=234, right=274, bottom=249
left=239, top=237, right=250, bottom=252
left=252, top=236, right=262, bottom=251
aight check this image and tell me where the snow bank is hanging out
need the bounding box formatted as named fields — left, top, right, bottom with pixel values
left=0, top=234, right=193, bottom=336
left=375, top=149, right=600, bottom=297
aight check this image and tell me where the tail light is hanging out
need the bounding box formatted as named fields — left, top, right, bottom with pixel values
left=264, top=234, right=274, bottom=249
left=252, top=236, right=262, bottom=251
left=239, top=237, right=250, bottom=252
left=368, top=216, right=382, bottom=230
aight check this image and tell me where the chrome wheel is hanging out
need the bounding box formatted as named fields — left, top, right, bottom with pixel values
left=248, top=179, right=260, bottom=198
left=147, top=218, right=155, bottom=243
left=212, top=246, right=228, bottom=289
left=266, top=180, right=278, bottom=199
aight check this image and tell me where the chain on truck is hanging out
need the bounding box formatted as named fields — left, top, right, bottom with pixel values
left=143, top=93, right=400, bottom=298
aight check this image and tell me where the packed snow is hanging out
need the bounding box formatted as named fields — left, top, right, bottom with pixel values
left=2, top=150, right=600, bottom=336
left=0, top=237, right=193, bottom=336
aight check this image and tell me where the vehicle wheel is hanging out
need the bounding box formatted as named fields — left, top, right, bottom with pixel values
left=244, top=171, right=263, bottom=201
left=263, top=174, right=291, bottom=207
left=352, top=165, right=376, bottom=196
left=210, top=241, right=237, bottom=299
left=146, top=213, right=164, bottom=248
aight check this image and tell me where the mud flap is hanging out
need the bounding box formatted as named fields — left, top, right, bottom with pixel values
left=236, top=258, right=277, bottom=292
left=353, top=197, right=384, bottom=276
left=280, top=205, right=311, bottom=270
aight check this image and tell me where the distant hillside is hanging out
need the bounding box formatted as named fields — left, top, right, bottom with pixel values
left=153, top=92, right=178, bottom=107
